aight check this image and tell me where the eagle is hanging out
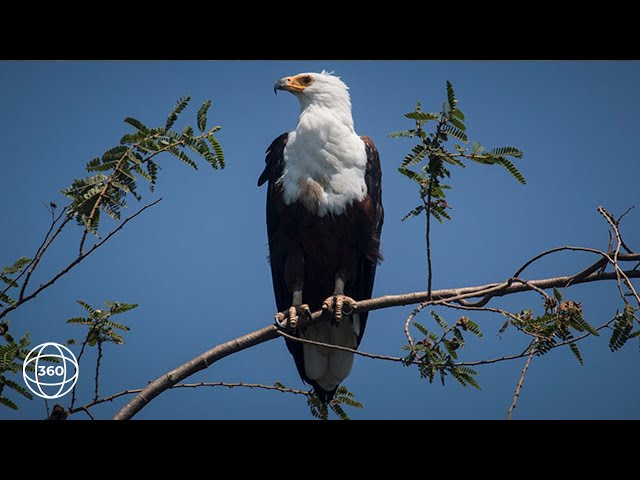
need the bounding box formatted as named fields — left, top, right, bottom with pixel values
left=258, top=71, right=384, bottom=403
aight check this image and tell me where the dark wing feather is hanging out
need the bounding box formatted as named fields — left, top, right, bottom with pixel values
left=259, top=133, right=310, bottom=390
left=353, top=136, right=384, bottom=346
left=259, top=132, right=291, bottom=313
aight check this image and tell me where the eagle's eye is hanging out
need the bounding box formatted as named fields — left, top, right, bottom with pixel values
left=302, top=76, right=313, bottom=84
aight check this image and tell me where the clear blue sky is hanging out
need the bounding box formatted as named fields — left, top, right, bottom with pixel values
left=1, top=61, right=638, bottom=420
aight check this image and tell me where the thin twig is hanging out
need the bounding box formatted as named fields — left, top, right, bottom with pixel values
left=70, top=381, right=311, bottom=416
left=94, top=341, right=103, bottom=402
left=0, top=198, right=162, bottom=321
left=69, top=334, right=91, bottom=411
left=599, top=206, right=640, bottom=307
left=0, top=204, right=69, bottom=300
left=18, top=209, right=72, bottom=301
left=441, top=301, right=523, bottom=325
left=507, top=347, right=535, bottom=420
left=80, top=406, right=96, bottom=420
left=277, top=329, right=412, bottom=365
left=424, top=115, right=445, bottom=300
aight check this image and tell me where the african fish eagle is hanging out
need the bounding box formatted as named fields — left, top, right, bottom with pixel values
left=258, top=71, right=384, bottom=403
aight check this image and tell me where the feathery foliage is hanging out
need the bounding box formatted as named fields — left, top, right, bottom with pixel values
left=67, top=300, right=137, bottom=347
left=391, top=81, right=525, bottom=223
left=62, top=97, right=225, bottom=236
left=609, top=303, right=639, bottom=352
left=306, top=385, right=364, bottom=420
left=402, top=312, right=482, bottom=389
left=0, top=332, right=33, bottom=409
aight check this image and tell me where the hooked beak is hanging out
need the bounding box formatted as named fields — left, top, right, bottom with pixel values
left=273, top=76, right=305, bottom=95
left=274, top=77, right=287, bottom=95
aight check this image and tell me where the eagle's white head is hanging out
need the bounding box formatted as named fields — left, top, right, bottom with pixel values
left=274, top=70, right=352, bottom=120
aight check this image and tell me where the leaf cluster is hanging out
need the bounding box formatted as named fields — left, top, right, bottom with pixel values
left=67, top=300, right=138, bottom=347
left=0, top=332, right=33, bottom=410
left=391, top=81, right=525, bottom=222
left=62, top=97, right=225, bottom=236
left=306, top=385, right=364, bottom=420
left=500, top=289, right=600, bottom=365
left=402, top=312, right=483, bottom=389
left=609, top=302, right=640, bottom=352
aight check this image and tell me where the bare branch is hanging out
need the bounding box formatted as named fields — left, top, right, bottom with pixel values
left=277, top=329, right=411, bottom=365
left=0, top=198, right=162, bottom=322
left=0, top=204, right=70, bottom=301
left=507, top=346, right=535, bottom=420
left=94, top=341, right=103, bottom=402
left=112, top=325, right=280, bottom=420
left=71, top=380, right=310, bottom=416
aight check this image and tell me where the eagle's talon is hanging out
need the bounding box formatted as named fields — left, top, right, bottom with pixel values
left=288, top=306, right=298, bottom=328
left=300, top=304, right=312, bottom=320
left=275, top=304, right=311, bottom=330
left=322, top=294, right=356, bottom=324
left=275, top=312, right=288, bottom=329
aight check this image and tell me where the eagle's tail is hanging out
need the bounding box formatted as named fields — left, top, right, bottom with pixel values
left=300, top=313, right=361, bottom=403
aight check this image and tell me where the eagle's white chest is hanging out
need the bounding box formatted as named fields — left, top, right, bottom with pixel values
left=280, top=119, right=368, bottom=217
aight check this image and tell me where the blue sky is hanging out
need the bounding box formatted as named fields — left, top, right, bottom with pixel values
left=1, top=60, right=638, bottom=419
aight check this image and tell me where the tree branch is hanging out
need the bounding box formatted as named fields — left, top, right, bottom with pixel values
left=0, top=198, right=162, bottom=321
left=507, top=346, right=535, bottom=420
left=72, top=380, right=310, bottom=417
left=113, top=262, right=639, bottom=420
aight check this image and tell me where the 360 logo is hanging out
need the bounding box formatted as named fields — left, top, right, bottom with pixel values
left=22, top=342, right=79, bottom=400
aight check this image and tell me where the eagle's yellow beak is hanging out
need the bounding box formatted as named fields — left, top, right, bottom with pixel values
left=274, top=76, right=307, bottom=95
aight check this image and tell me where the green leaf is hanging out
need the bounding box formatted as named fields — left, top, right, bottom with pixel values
left=449, top=117, right=466, bottom=132
left=451, top=108, right=465, bottom=121
left=490, top=146, right=523, bottom=159
left=208, top=135, right=225, bottom=169
left=77, top=300, right=97, bottom=316
left=401, top=205, right=425, bottom=222
left=609, top=304, right=635, bottom=351
left=402, top=144, right=428, bottom=168
left=124, top=117, right=149, bottom=134
left=0, top=275, right=18, bottom=288
left=388, top=129, right=416, bottom=138
left=494, top=157, right=526, bottom=184
left=446, top=81, right=457, bottom=110
left=106, top=301, right=138, bottom=314
left=431, top=312, right=449, bottom=331
left=165, top=96, right=191, bottom=130
left=569, top=342, right=583, bottom=365
left=103, top=320, right=131, bottom=331
left=553, top=288, right=563, bottom=302
left=412, top=321, right=429, bottom=337
left=3, top=257, right=32, bottom=275
left=3, top=379, right=33, bottom=399
left=441, top=124, right=468, bottom=142
left=330, top=403, right=350, bottom=420
left=197, top=100, right=212, bottom=133
left=167, top=146, right=198, bottom=170
left=0, top=396, right=18, bottom=410
left=404, top=111, right=440, bottom=122
left=398, top=167, right=423, bottom=184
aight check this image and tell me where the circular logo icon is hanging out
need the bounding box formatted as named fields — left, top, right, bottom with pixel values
left=22, top=342, right=79, bottom=400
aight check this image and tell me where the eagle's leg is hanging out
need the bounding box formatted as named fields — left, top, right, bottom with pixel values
left=275, top=287, right=311, bottom=330
left=322, top=274, right=357, bottom=323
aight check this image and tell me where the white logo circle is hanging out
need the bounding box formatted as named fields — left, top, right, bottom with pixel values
left=22, top=342, right=79, bottom=400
